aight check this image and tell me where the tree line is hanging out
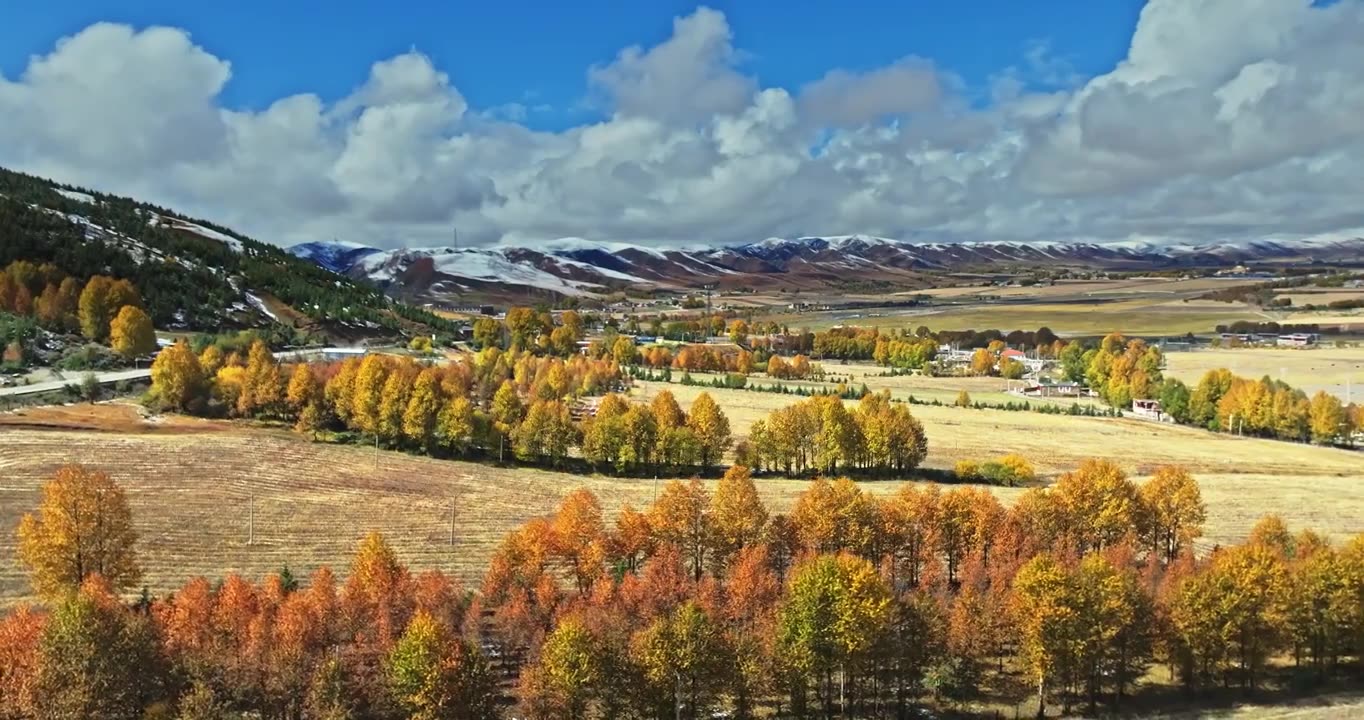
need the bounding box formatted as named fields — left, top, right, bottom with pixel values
left=146, top=341, right=750, bottom=475
left=1154, top=368, right=1363, bottom=445
left=8, top=460, right=1364, bottom=718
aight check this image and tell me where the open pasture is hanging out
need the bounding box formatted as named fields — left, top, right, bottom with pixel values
left=1162, top=346, right=1364, bottom=402
left=763, top=296, right=1267, bottom=335
left=2, top=384, right=1362, bottom=603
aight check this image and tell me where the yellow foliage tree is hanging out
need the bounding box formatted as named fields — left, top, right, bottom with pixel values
left=149, top=339, right=206, bottom=412
left=686, top=392, right=731, bottom=470
left=17, top=465, right=140, bottom=598
left=108, top=305, right=156, bottom=358
left=708, top=465, right=769, bottom=571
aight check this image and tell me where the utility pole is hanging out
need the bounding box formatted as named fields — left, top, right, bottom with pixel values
left=248, top=493, right=254, bottom=545
left=450, top=503, right=457, bottom=547
left=374, top=434, right=380, bottom=472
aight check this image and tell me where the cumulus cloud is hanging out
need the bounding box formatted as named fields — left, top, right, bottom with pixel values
left=0, top=1, right=1362, bottom=250
left=798, top=57, right=944, bottom=128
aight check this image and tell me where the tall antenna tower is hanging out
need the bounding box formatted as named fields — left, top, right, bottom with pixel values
left=452, top=226, right=458, bottom=251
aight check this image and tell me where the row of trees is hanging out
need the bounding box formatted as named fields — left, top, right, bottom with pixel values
left=8, top=461, right=1364, bottom=718
left=1155, top=368, right=1363, bottom=445
left=149, top=340, right=749, bottom=475
left=815, top=325, right=1068, bottom=363
left=742, top=392, right=928, bottom=477
left=0, top=261, right=155, bottom=358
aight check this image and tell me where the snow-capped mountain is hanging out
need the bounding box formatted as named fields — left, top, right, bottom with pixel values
left=289, top=234, right=1364, bottom=302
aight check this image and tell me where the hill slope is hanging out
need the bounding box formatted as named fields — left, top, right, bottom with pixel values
left=0, top=168, right=455, bottom=340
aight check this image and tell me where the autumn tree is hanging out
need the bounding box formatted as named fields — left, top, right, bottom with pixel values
left=402, top=368, right=444, bottom=451
left=17, top=465, right=141, bottom=598
left=531, top=618, right=601, bottom=718
left=1308, top=390, right=1347, bottom=445
left=708, top=465, right=768, bottom=572
left=650, top=479, right=713, bottom=582
left=514, top=399, right=578, bottom=466
left=150, top=339, right=206, bottom=412
left=350, top=355, right=390, bottom=436
left=1052, top=458, right=1142, bottom=554
left=1012, top=554, right=1071, bottom=716
left=34, top=579, right=165, bottom=720
left=0, top=605, right=45, bottom=718
left=551, top=489, right=606, bottom=593
left=77, top=275, right=115, bottom=341
left=238, top=339, right=283, bottom=418
left=1170, top=543, right=1289, bottom=689
left=386, top=610, right=497, bottom=720
left=1139, top=466, right=1205, bottom=563
left=436, top=396, right=475, bottom=455
left=687, top=392, right=732, bottom=470
left=633, top=601, right=729, bottom=718
left=790, top=477, right=878, bottom=557
left=109, top=305, right=156, bottom=358
left=779, top=554, right=892, bottom=716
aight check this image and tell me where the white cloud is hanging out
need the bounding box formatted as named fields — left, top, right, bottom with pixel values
left=1, top=1, right=1362, bottom=250
left=798, top=57, right=944, bottom=128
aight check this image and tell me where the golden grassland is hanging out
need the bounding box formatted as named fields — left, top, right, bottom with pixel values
left=631, top=380, right=1364, bottom=544
left=762, top=298, right=1269, bottom=335
left=5, top=365, right=1358, bottom=605
left=1162, top=346, right=1364, bottom=402
left=1274, top=289, right=1364, bottom=306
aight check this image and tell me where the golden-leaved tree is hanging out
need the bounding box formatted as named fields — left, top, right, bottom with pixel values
left=108, top=305, right=156, bottom=358
left=149, top=339, right=206, bottom=412
left=686, top=392, right=731, bottom=470
left=17, top=465, right=140, bottom=598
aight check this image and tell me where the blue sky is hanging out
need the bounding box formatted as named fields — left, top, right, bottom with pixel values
left=0, top=1, right=1361, bottom=250
left=1, top=1, right=1144, bottom=128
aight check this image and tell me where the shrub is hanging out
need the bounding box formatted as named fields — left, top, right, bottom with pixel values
left=56, top=343, right=122, bottom=371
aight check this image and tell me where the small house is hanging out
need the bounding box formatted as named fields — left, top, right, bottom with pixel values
left=1132, top=398, right=1166, bottom=421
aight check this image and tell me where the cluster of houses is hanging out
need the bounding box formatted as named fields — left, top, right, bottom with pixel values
left=936, top=345, right=1050, bottom=375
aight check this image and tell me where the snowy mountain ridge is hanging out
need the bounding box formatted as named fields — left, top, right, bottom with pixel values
left=289, top=232, right=1364, bottom=302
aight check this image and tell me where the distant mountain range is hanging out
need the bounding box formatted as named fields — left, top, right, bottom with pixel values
left=290, top=234, right=1364, bottom=302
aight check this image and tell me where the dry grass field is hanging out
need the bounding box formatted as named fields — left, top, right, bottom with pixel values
left=1275, top=289, right=1364, bottom=307
left=765, top=297, right=1267, bottom=335
left=1163, top=346, right=1364, bottom=402
left=630, top=380, right=1364, bottom=545
left=1, top=385, right=1361, bottom=606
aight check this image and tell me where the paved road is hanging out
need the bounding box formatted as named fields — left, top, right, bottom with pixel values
left=0, top=368, right=152, bottom=397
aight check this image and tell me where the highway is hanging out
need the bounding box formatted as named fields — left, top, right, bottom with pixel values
left=0, top=368, right=152, bottom=397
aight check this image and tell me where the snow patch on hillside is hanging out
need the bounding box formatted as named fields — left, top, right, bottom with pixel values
left=55, top=189, right=95, bottom=204
left=152, top=216, right=243, bottom=252
left=244, top=292, right=279, bottom=322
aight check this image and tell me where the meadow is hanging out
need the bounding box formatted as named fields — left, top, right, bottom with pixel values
left=1163, top=346, right=1364, bottom=403
left=763, top=297, right=1269, bottom=335
left=3, top=391, right=1360, bottom=604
